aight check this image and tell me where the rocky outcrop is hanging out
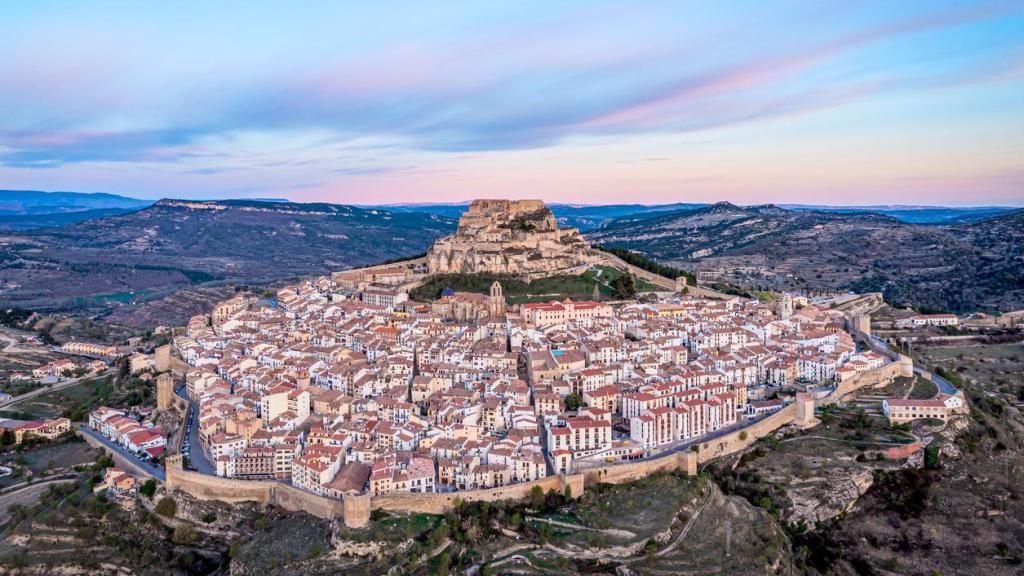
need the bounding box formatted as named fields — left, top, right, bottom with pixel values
left=426, top=199, right=593, bottom=277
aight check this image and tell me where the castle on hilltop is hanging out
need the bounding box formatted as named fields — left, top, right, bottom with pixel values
left=426, top=199, right=593, bottom=277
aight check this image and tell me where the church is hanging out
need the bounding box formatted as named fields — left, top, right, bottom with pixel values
left=430, top=281, right=507, bottom=322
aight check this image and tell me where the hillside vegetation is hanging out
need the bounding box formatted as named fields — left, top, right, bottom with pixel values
left=588, top=203, right=1024, bottom=313
left=0, top=199, right=455, bottom=311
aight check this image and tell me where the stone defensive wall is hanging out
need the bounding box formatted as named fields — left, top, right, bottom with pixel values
left=593, top=251, right=733, bottom=299
left=155, top=344, right=189, bottom=377
left=823, top=358, right=911, bottom=405
left=696, top=403, right=798, bottom=464
left=582, top=450, right=699, bottom=485
left=373, top=473, right=584, bottom=515
left=78, top=431, right=156, bottom=479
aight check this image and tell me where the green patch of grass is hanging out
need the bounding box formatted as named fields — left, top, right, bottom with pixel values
left=411, top=269, right=626, bottom=303
left=908, top=375, right=938, bottom=400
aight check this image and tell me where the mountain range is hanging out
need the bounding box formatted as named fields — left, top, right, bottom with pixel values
left=3, top=191, right=1016, bottom=231
left=588, top=202, right=1024, bottom=313
left=0, top=199, right=454, bottom=311
left=0, top=193, right=1021, bottom=316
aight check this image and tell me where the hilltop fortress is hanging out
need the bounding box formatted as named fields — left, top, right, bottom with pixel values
left=426, top=199, right=593, bottom=278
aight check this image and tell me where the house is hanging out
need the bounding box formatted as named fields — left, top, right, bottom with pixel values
left=14, top=418, right=70, bottom=444
left=882, top=392, right=967, bottom=424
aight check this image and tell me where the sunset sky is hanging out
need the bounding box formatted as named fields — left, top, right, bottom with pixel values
left=1, top=1, right=1023, bottom=206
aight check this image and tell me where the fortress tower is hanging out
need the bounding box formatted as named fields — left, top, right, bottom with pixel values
left=156, top=373, right=174, bottom=411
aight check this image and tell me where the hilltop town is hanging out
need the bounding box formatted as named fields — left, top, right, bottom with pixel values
left=149, top=200, right=933, bottom=508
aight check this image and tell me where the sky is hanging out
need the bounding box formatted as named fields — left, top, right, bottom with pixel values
left=1, top=1, right=1023, bottom=206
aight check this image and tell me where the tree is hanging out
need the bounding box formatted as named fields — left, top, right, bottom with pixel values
left=610, top=273, right=637, bottom=300
left=139, top=479, right=157, bottom=499
left=528, top=485, right=544, bottom=509
left=563, top=485, right=573, bottom=500
left=564, top=392, right=583, bottom=412
left=645, top=539, right=658, bottom=559
left=155, top=496, right=177, bottom=518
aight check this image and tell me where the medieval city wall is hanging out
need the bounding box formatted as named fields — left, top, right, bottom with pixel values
left=582, top=450, right=697, bottom=485
left=159, top=335, right=907, bottom=528
left=372, top=473, right=583, bottom=515
left=165, top=458, right=273, bottom=504
left=695, top=404, right=797, bottom=463
left=78, top=432, right=154, bottom=479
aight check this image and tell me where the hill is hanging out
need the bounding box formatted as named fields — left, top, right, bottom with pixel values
left=587, top=203, right=1024, bottom=313
left=0, top=199, right=455, bottom=311
left=0, top=190, right=152, bottom=214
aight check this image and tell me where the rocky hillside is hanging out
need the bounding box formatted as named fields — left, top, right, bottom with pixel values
left=588, top=203, right=1024, bottom=313
left=0, top=199, right=455, bottom=310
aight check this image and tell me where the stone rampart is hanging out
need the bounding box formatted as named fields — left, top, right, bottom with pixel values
left=582, top=450, right=697, bottom=485
left=166, top=457, right=273, bottom=504
left=695, top=404, right=797, bottom=463
left=77, top=432, right=155, bottom=479
left=372, top=473, right=583, bottom=514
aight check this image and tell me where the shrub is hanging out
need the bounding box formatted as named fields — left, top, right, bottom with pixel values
left=155, top=496, right=177, bottom=518
left=139, top=479, right=157, bottom=499
left=172, top=524, right=198, bottom=545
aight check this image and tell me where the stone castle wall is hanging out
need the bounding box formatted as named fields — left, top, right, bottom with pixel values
left=582, top=451, right=697, bottom=485
left=372, top=473, right=583, bottom=515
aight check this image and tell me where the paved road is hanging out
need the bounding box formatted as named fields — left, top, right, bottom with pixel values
left=915, top=367, right=958, bottom=395
left=76, top=424, right=166, bottom=481
left=0, top=370, right=113, bottom=410
left=177, top=385, right=215, bottom=475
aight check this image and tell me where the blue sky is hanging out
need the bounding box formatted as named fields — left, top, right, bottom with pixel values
left=1, top=1, right=1022, bottom=205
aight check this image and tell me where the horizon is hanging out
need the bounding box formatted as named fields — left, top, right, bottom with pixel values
left=7, top=189, right=1023, bottom=210
left=1, top=2, right=1023, bottom=205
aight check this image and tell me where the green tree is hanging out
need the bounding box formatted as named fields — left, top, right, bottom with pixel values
left=564, top=392, right=583, bottom=412
left=610, top=273, right=637, bottom=299
left=139, top=479, right=157, bottom=499
left=528, top=485, right=544, bottom=509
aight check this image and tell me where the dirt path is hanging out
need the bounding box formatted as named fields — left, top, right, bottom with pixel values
left=652, top=478, right=712, bottom=558
left=528, top=516, right=636, bottom=539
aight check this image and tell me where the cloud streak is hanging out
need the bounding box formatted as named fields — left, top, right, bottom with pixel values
left=0, top=1, right=1021, bottom=205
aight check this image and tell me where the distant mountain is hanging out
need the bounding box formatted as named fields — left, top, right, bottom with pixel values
left=782, top=204, right=1017, bottom=225
left=0, top=190, right=152, bottom=214
left=588, top=203, right=1024, bottom=313
left=0, top=190, right=154, bottom=230
left=379, top=202, right=707, bottom=230
left=0, top=207, right=142, bottom=230
left=380, top=201, right=1017, bottom=229
left=0, top=199, right=455, bottom=311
